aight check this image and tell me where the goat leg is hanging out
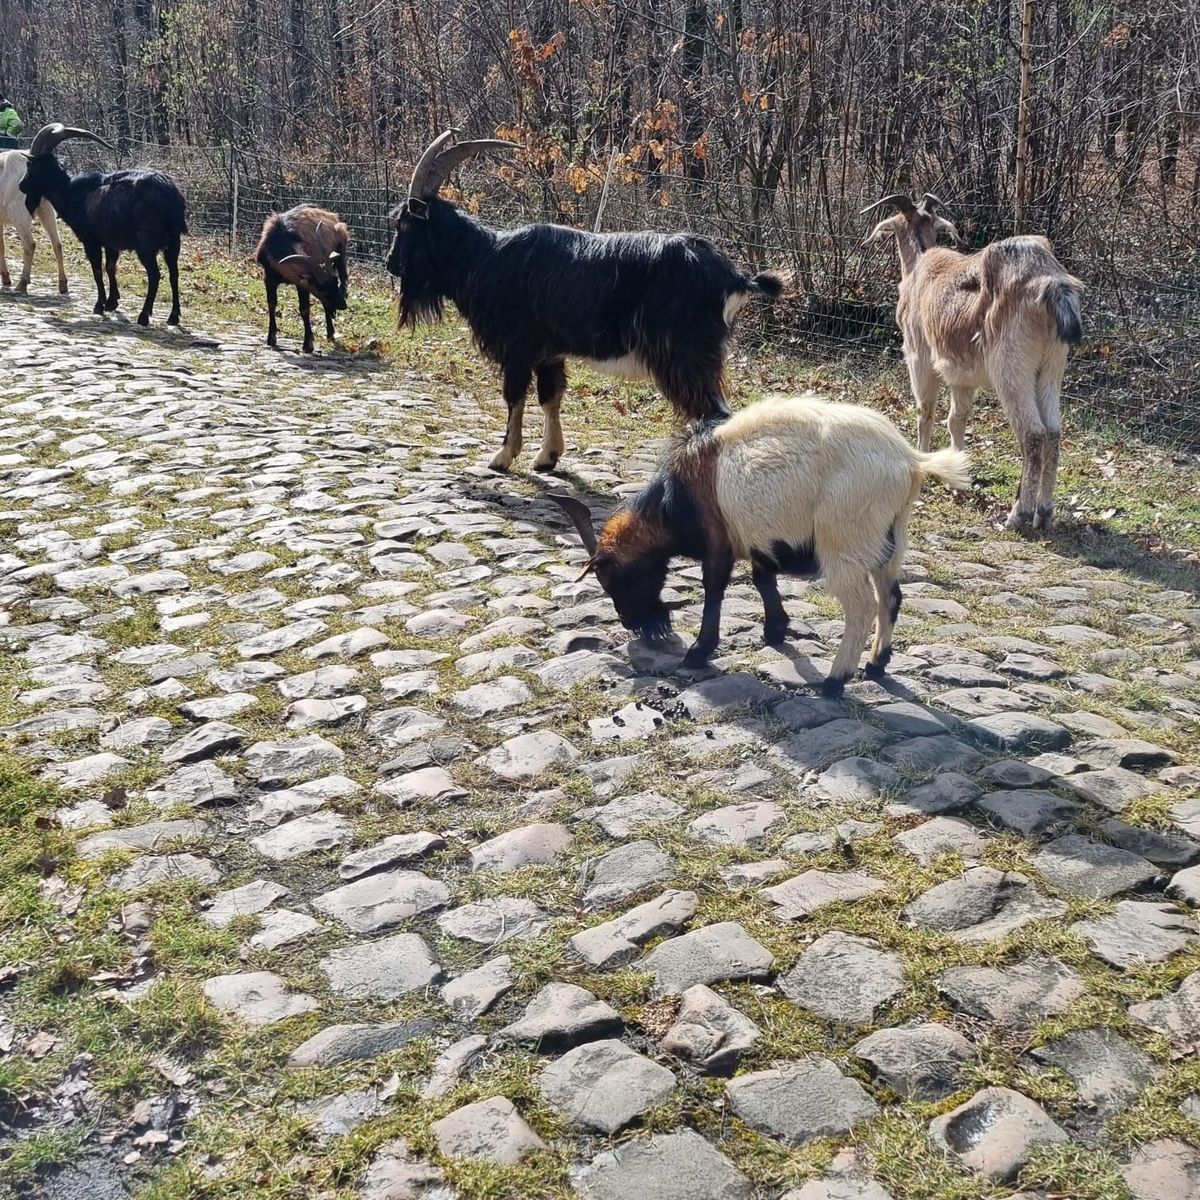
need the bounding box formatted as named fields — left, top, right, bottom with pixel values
left=0, top=231, right=9, bottom=288
left=104, top=248, right=120, bottom=311
left=85, top=244, right=107, bottom=315
left=165, top=238, right=181, bottom=325
left=822, top=574, right=876, bottom=698
left=298, top=288, right=314, bottom=353
left=489, top=365, right=531, bottom=472
left=532, top=361, right=567, bottom=472
left=135, top=248, right=160, bottom=327
left=325, top=305, right=336, bottom=341
left=15, top=225, right=33, bottom=294
left=1033, top=428, right=1060, bottom=531
left=682, top=545, right=734, bottom=667
left=751, top=559, right=790, bottom=646
left=265, top=273, right=279, bottom=348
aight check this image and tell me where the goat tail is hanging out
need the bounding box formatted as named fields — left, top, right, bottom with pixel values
left=915, top=447, right=972, bottom=492
left=748, top=270, right=786, bottom=299
left=1031, top=274, right=1084, bottom=346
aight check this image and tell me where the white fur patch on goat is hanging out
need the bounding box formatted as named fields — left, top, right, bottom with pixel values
left=583, top=353, right=653, bottom=382
left=723, top=289, right=751, bottom=325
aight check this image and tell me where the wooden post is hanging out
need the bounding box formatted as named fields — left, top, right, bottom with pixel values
left=229, top=150, right=239, bottom=255
left=1014, top=0, right=1034, bottom=233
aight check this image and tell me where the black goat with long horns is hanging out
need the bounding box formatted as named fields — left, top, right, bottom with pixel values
left=20, top=123, right=187, bottom=325
left=386, top=131, right=784, bottom=473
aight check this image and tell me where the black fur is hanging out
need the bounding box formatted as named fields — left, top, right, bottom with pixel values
left=21, top=158, right=187, bottom=325
left=755, top=540, right=821, bottom=576
left=385, top=197, right=782, bottom=422
left=256, top=206, right=349, bottom=353
left=595, top=550, right=672, bottom=639
left=633, top=472, right=707, bottom=560
left=888, top=580, right=902, bottom=625
left=1046, top=280, right=1083, bottom=345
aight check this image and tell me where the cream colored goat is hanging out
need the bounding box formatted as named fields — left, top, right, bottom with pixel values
left=0, top=149, right=67, bottom=294
left=553, top=394, right=971, bottom=696
left=863, top=193, right=1083, bottom=530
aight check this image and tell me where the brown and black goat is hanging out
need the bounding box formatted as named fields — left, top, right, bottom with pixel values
left=552, top=394, right=970, bottom=697
left=386, top=131, right=784, bottom=473
left=255, top=205, right=349, bottom=353
left=862, top=192, right=1083, bottom=530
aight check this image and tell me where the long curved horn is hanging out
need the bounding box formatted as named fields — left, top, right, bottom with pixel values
left=860, top=192, right=917, bottom=217
left=548, top=493, right=598, bottom=557
left=29, top=123, right=117, bottom=158
left=408, top=130, right=459, bottom=202
left=278, top=252, right=334, bottom=284
left=409, top=131, right=516, bottom=202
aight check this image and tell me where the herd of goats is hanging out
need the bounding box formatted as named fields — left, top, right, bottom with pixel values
left=0, top=126, right=1087, bottom=697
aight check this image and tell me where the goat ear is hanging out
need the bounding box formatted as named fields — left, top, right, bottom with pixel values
left=934, top=217, right=962, bottom=245
left=860, top=219, right=895, bottom=248
left=406, top=197, right=430, bottom=220
left=548, top=493, right=599, bottom=556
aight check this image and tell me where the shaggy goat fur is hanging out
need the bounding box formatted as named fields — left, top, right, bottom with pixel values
left=0, top=150, right=67, bottom=294
left=387, top=177, right=782, bottom=473
left=21, top=126, right=187, bottom=325
left=864, top=195, right=1083, bottom=530
left=553, top=394, right=971, bottom=696
left=255, top=205, right=350, bottom=353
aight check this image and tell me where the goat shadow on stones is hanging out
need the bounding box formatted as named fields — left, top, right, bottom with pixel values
left=0, top=290, right=71, bottom=310
left=1040, top=520, right=1200, bottom=598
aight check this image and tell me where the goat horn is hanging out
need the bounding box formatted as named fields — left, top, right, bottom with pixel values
left=548, top=493, right=599, bottom=557
left=29, top=123, right=117, bottom=157
left=278, top=252, right=334, bottom=283
left=860, top=192, right=917, bottom=216
left=409, top=130, right=515, bottom=202
left=919, top=192, right=944, bottom=213
left=408, top=129, right=459, bottom=202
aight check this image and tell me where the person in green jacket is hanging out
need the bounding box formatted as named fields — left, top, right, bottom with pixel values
left=0, top=99, right=24, bottom=148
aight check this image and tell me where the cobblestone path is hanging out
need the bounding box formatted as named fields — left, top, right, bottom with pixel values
left=2, top=294, right=1199, bottom=1200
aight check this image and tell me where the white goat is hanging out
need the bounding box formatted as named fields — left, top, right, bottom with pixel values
left=0, top=148, right=67, bottom=295
left=553, top=393, right=971, bottom=696
left=862, top=192, right=1083, bottom=531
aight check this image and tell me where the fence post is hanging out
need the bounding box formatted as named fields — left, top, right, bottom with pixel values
left=1014, top=0, right=1034, bottom=233
left=229, top=148, right=239, bottom=255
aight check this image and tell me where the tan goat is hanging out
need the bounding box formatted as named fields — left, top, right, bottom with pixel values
left=863, top=193, right=1084, bottom=530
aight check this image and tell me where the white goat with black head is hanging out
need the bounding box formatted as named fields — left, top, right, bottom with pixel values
left=862, top=192, right=1083, bottom=531
left=0, top=148, right=67, bottom=294
left=553, top=394, right=970, bottom=697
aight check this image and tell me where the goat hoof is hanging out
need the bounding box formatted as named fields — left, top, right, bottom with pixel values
left=58, top=282, right=68, bottom=295
left=15, top=282, right=28, bottom=296
left=93, top=304, right=106, bottom=315
left=488, top=454, right=513, bottom=473
left=105, top=300, right=119, bottom=312
left=167, top=314, right=180, bottom=327
left=819, top=674, right=849, bottom=700
left=681, top=648, right=714, bottom=669
left=763, top=623, right=790, bottom=647
left=137, top=315, right=150, bottom=328
left=1004, top=509, right=1033, bottom=531
left=532, top=454, right=560, bottom=472
left=864, top=646, right=893, bottom=680
left=1033, top=506, right=1054, bottom=531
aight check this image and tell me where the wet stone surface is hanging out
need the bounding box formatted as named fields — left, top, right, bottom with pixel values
left=1, top=293, right=1198, bottom=1198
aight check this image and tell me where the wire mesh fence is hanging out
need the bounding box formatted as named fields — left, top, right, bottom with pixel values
left=15, top=137, right=1198, bottom=449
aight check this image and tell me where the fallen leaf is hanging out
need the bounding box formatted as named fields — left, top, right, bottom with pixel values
left=153, top=1055, right=193, bottom=1087
left=25, top=1030, right=61, bottom=1059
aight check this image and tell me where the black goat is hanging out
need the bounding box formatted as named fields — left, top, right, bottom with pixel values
left=20, top=123, right=187, bottom=326
left=255, top=204, right=350, bottom=353
left=385, top=131, right=784, bottom=473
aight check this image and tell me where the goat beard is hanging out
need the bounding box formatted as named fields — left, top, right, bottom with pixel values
left=398, top=288, right=445, bottom=330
